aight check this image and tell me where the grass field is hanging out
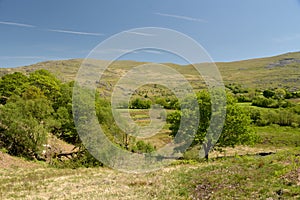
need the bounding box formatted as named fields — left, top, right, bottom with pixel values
left=1, top=109, right=300, bottom=199
left=0, top=147, right=299, bottom=199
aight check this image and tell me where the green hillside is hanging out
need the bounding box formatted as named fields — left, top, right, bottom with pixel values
left=1, top=51, right=300, bottom=93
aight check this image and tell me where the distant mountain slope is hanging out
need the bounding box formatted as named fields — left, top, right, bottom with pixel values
left=1, top=51, right=300, bottom=91
left=217, top=51, right=300, bottom=91
left=0, top=59, right=83, bottom=82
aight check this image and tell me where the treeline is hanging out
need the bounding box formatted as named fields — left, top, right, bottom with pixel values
left=4, top=71, right=295, bottom=166
left=117, top=96, right=179, bottom=110
left=0, top=70, right=154, bottom=167
left=226, top=83, right=300, bottom=127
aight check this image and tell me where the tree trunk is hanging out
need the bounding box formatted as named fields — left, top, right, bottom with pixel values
left=204, top=152, right=209, bottom=160
left=203, top=140, right=212, bottom=161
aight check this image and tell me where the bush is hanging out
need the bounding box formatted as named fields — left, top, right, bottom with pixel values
left=278, top=100, right=293, bottom=108
left=155, top=97, right=179, bottom=109
left=129, top=98, right=151, bottom=109
left=236, top=94, right=253, bottom=102
left=292, top=104, right=300, bottom=115
left=256, top=109, right=300, bottom=127
left=51, top=148, right=102, bottom=168
left=292, top=91, right=300, bottom=98
left=0, top=97, right=52, bottom=159
left=226, top=83, right=248, bottom=94
left=252, top=97, right=279, bottom=108
left=263, top=89, right=275, bottom=98
left=132, top=140, right=155, bottom=153
left=247, top=108, right=262, bottom=124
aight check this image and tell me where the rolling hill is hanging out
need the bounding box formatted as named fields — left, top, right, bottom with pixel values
left=1, top=51, right=300, bottom=94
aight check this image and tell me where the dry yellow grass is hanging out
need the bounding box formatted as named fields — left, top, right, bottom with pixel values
left=1, top=147, right=300, bottom=199
left=0, top=162, right=190, bottom=200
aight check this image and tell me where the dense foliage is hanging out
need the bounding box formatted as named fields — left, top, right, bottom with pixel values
left=167, top=90, right=259, bottom=159
left=228, top=86, right=300, bottom=128
left=0, top=70, right=64, bottom=159
left=0, top=70, right=157, bottom=166
left=1, top=69, right=299, bottom=166
left=129, top=98, right=152, bottom=109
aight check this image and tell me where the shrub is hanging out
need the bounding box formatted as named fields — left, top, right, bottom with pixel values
left=252, top=97, right=279, bottom=108
left=257, top=109, right=299, bottom=127
left=129, top=98, right=151, bottom=109
left=292, top=104, right=300, bottom=115
left=0, top=97, right=52, bottom=159
left=236, top=94, right=253, bottom=102
left=51, top=148, right=102, bottom=168
left=132, top=140, right=155, bottom=153
left=263, top=89, right=275, bottom=98
left=248, top=108, right=262, bottom=124
left=155, top=97, right=179, bottom=109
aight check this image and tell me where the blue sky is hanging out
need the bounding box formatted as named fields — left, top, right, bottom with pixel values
left=0, top=0, right=300, bottom=67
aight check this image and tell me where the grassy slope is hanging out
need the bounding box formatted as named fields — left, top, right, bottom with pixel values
left=0, top=148, right=299, bottom=199
left=0, top=117, right=299, bottom=199
left=1, top=51, right=300, bottom=93
left=217, top=52, right=300, bottom=90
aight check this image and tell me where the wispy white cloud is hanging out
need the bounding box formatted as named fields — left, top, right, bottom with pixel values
left=0, top=21, right=35, bottom=28
left=155, top=12, right=207, bottom=23
left=0, top=56, right=46, bottom=60
left=136, top=49, right=163, bottom=54
left=94, top=48, right=164, bottom=55
left=124, top=31, right=155, bottom=36
left=93, top=48, right=131, bottom=54
left=0, top=20, right=104, bottom=37
left=47, top=29, right=104, bottom=36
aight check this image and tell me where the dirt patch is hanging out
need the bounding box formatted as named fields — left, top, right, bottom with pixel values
left=193, top=179, right=240, bottom=200
left=282, top=167, right=300, bottom=186
left=40, top=134, right=76, bottom=162
left=0, top=152, right=40, bottom=169
left=47, top=134, right=75, bottom=153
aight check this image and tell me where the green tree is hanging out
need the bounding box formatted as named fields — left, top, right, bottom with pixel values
left=29, top=69, right=62, bottom=101
left=0, top=90, right=54, bottom=159
left=274, top=88, right=286, bottom=100
left=263, top=89, right=275, bottom=98
left=218, top=98, right=257, bottom=147
left=132, top=140, right=155, bottom=153
left=167, top=91, right=258, bottom=160
left=0, top=72, right=29, bottom=104
left=51, top=81, right=79, bottom=144
left=129, top=98, right=151, bottom=109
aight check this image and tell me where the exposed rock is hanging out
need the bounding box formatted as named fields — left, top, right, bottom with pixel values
left=265, top=58, right=300, bottom=69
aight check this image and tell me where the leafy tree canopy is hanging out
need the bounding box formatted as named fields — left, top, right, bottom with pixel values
left=167, top=90, right=259, bottom=159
